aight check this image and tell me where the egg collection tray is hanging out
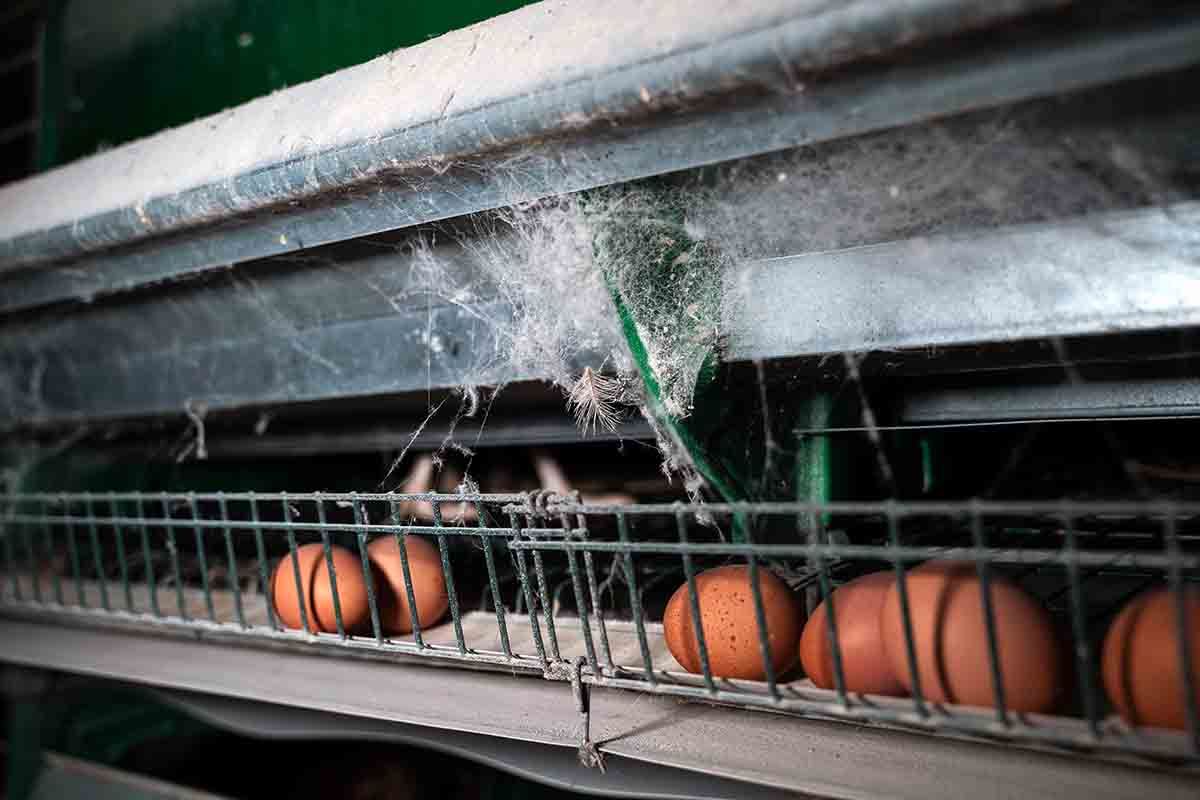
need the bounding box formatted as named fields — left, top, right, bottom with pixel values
left=1, top=491, right=1198, bottom=766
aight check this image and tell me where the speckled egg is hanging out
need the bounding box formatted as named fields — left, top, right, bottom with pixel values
left=272, top=543, right=371, bottom=634
left=663, top=564, right=802, bottom=681
left=880, top=560, right=1067, bottom=713
left=800, top=571, right=905, bottom=696
left=1102, top=586, right=1200, bottom=730
left=368, top=535, right=449, bottom=635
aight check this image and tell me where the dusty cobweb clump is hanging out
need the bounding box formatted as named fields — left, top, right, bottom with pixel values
left=586, top=188, right=726, bottom=420
left=404, top=185, right=727, bottom=439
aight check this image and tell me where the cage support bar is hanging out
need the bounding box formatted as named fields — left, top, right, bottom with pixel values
left=3, top=619, right=1198, bottom=800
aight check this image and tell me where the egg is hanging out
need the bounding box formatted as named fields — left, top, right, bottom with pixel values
left=272, top=543, right=371, bottom=634
left=663, top=564, right=802, bottom=681
left=880, top=561, right=1067, bottom=713
left=368, top=535, right=449, bottom=635
left=1102, top=587, right=1200, bottom=730
left=799, top=571, right=905, bottom=696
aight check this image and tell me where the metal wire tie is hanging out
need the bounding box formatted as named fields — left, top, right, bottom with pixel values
left=570, top=657, right=605, bottom=772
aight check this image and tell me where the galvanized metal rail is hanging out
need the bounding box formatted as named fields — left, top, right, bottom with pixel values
left=726, top=203, right=1200, bottom=361
left=903, top=378, right=1200, bottom=424
left=3, top=2, right=1200, bottom=429
left=5, top=0, right=1185, bottom=312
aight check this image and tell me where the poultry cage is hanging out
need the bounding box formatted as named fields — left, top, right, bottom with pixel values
left=3, top=0, right=1200, bottom=797
left=3, top=490, right=1200, bottom=762
left=2, top=490, right=1199, bottom=760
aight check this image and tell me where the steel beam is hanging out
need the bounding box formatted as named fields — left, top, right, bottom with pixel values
left=903, top=378, right=1200, bottom=423
left=3, top=3, right=1200, bottom=313
left=726, top=203, right=1200, bottom=360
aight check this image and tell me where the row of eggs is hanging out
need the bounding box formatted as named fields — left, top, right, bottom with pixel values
left=270, top=537, right=449, bottom=636
left=268, top=541, right=1198, bottom=730
left=662, top=562, right=1200, bottom=731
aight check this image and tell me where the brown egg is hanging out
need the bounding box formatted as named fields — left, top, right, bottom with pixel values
left=272, top=543, right=371, bottom=634
left=368, top=535, right=449, bottom=635
left=800, top=571, right=906, bottom=696
left=880, top=561, right=1066, bottom=713
left=1102, top=587, right=1200, bottom=730
left=663, top=564, right=802, bottom=681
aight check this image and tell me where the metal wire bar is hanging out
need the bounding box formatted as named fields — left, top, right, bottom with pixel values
left=352, top=497, right=384, bottom=644
left=135, top=496, right=157, bottom=618
left=314, top=496, right=345, bottom=638
left=808, top=511, right=847, bottom=707
left=1061, top=511, right=1101, bottom=738
left=677, top=510, right=715, bottom=694
left=2, top=504, right=18, bottom=602
left=19, top=507, right=41, bottom=604
left=532, top=559, right=561, bottom=662
left=42, top=499, right=63, bottom=606
left=561, top=512, right=598, bottom=673
left=1164, top=510, right=1200, bottom=754
left=388, top=500, right=425, bottom=648
left=741, top=513, right=780, bottom=700
left=529, top=512, right=562, bottom=662
left=583, top=550, right=613, bottom=672
left=281, top=495, right=311, bottom=634
left=432, top=500, right=466, bottom=655
left=83, top=494, right=110, bottom=611
left=61, top=496, right=85, bottom=606
left=969, top=504, right=1009, bottom=725
left=504, top=540, right=1200, bottom=570
left=109, top=494, right=133, bottom=613
left=616, top=513, right=656, bottom=684
left=20, top=506, right=1197, bottom=555
left=479, top=516, right=512, bottom=659
left=160, top=495, right=187, bottom=620
left=188, top=494, right=216, bottom=622
left=510, top=511, right=547, bottom=670
left=571, top=502, right=613, bottom=672
left=796, top=414, right=1200, bottom=436
left=248, top=493, right=276, bottom=630
left=219, top=494, right=246, bottom=629
left=0, top=513, right=566, bottom=540
left=566, top=545, right=598, bottom=672
left=1, top=491, right=530, bottom=504
left=547, top=499, right=1200, bottom=517
left=887, top=510, right=927, bottom=717
left=12, top=492, right=1200, bottom=517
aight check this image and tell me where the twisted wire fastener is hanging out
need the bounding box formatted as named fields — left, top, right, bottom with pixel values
left=570, top=657, right=605, bottom=772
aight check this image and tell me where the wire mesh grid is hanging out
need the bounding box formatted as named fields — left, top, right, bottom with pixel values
left=1, top=490, right=1198, bottom=765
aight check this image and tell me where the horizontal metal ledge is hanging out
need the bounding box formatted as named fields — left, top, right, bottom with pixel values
left=202, top=416, right=655, bottom=459
left=1, top=303, right=527, bottom=428
left=0, top=0, right=1065, bottom=265
left=156, top=690, right=786, bottom=800
left=5, top=202, right=1200, bottom=429
left=5, top=5, right=1200, bottom=314
left=725, top=202, right=1200, bottom=360
left=3, top=619, right=1196, bottom=799
left=904, top=378, right=1200, bottom=423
